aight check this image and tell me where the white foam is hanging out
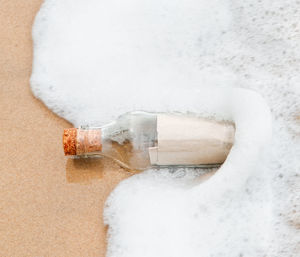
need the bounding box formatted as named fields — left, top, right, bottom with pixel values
left=31, top=0, right=300, bottom=256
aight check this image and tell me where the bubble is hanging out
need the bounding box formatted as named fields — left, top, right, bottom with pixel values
left=31, top=0, right=300, bottom=256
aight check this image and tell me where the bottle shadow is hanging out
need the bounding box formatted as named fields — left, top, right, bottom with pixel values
left=66, top=158, right=105, bottom=183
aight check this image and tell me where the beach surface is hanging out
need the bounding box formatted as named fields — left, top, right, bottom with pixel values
left=0, top=1, right=129, bottom=256
left=1, top=1, right=299, bottom=256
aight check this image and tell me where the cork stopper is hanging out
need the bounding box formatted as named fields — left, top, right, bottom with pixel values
left=63, top=128, right=102, bottom=156
left=63, top=128, right=77, bottom=155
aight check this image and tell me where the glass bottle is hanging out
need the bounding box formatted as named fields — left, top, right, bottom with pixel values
left=63, top=111, right=235, bottom=172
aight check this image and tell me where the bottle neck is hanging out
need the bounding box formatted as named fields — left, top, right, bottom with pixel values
left=76, top=127, right=102, bottom=155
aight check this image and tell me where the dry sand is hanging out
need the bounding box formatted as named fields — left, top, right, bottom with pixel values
left=1, top=1, right=298, bottom=256
left=0, top=1, right=130, bottom=256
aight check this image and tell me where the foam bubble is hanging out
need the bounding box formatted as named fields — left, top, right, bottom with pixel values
left=31, top=0, right=300, bottom=256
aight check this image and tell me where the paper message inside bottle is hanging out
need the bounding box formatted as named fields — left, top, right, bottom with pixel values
left=149, top=114, right=235, bottom=165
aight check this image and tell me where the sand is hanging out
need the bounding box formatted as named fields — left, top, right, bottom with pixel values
left=1, top=1, right=299, bottom=256
left=0, top=1, right=130, bottom=256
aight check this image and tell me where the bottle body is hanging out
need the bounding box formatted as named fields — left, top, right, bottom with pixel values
left=63, top=111, right=235, bottom=171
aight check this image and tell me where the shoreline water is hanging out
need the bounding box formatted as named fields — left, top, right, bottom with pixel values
left=31, top=1, right=300, bottom=256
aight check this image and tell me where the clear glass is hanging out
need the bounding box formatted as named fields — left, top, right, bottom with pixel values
left=98, top=111, right=157, bottom=171
left=75, top=111, right=233, bottom=172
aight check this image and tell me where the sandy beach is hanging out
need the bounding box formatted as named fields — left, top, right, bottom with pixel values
left=1, top=1, right=299, bottom=256
left=0, top=1, right=130, bottom=256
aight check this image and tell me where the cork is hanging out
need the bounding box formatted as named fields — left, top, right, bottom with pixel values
left=63, top=128, right=77, bottom=155
left=76, top=128, right=102, bottom=155
left=63, top=128, right=102, bottom=155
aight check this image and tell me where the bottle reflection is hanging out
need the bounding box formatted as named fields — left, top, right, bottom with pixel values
left=65, top=157, right=105, bottom=183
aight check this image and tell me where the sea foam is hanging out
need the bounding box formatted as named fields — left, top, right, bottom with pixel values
left=31, top=0, right=300, bottom=256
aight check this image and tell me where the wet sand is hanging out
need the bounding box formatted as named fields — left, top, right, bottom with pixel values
left=1, top=1, right=298, bottom=256
left=0, top=1, right=130, bottom=256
